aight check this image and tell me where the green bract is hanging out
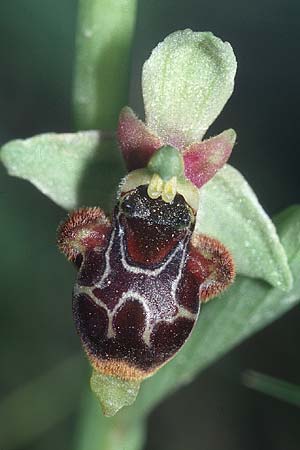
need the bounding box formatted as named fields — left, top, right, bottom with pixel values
left=142, top=29, right=237, bottom=148
left=197, top=165, right=293, bottom=290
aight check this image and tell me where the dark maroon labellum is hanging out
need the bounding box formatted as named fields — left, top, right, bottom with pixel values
left=73, top=186, right=201, bottom=380
left=58, top=168, right=235, bottom=381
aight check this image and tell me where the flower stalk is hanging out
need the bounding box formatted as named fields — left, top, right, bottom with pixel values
left=73, top=0, right=138, bottom=130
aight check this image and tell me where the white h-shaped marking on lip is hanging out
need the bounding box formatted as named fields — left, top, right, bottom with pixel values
left=75, top=207, right=196, bottom=346
left=98, top=209, right=188, bottom=285
left=75, top=283, right=198, bottom=347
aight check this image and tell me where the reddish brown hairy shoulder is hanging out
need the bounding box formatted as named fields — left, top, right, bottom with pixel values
left=189, top=234, right=235, bottom=302
left=57, top=207, right=111, bottom=262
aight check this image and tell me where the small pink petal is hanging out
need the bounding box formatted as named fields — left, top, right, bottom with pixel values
left=117, top=107, right=162, bottom=171
left=183, top=129, right=236, bottom=188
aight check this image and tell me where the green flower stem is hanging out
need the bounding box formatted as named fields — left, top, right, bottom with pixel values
left=72, top=1, right=141, bottom=448
left=73, top=0, right=138, bottom=131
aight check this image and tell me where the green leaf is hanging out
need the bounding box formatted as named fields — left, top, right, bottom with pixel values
left=76, top=205, right=300, bottom=449
left=90, top=371, right=140, bottom=417
left=273, top=205, right=300, bottom=262
left=73, top=0, right=137, bottom=130
left=196, top=164, right=292, bottom=291
left=243, top=370, right=300, bottom=407
left=142, top=29, right=237, bottom=148
left=1, top=131, right=125, bottom=211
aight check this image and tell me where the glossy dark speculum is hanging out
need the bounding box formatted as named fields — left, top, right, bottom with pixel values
left=72, top=185, right=200, bottom=380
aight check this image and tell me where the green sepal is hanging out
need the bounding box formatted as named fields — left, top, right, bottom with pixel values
left=197, top=164, right=293, bottom=290
left=142, top=29, right=237, bottom=148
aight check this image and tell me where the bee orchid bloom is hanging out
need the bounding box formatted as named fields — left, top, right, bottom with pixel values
left=57, top=30, right=237, bottom=385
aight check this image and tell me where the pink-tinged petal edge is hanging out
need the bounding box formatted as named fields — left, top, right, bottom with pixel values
left=183, top=129, right=236, bottom=188
left=117, top=107, right=162, bottom=171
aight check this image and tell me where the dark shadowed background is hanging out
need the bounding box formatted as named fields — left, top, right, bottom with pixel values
left=0, top=1, right=299, bottom=449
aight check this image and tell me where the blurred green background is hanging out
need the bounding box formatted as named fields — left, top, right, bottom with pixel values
left=0, top=1, right=299, bottom=449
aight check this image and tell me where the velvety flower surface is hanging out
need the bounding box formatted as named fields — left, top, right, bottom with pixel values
left=118, top=29, right=237, bottom=188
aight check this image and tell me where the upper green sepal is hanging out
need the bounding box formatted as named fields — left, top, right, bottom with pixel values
left=142, top=29, right=237, bottom=148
